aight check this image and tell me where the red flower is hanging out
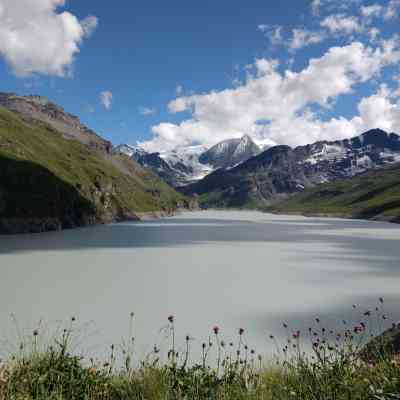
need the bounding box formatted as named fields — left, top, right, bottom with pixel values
left=213, top=325, right=219, bottom=335
left=168, top=315, right=174, bottom=323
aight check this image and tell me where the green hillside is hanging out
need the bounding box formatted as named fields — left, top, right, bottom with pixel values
left=269, top=165, right=400, bottom=223
left=0, top=107, right=187, bottom=233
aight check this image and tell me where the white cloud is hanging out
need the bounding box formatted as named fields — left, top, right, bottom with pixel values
left=0, top=0, right=98, bottom=77
left=311, top=0, right=322, bottom=16
left=81, top=15, right=98, bottom=37
left=360, top=0, right=400, bottom=20
left=258, top=25, right=285, bottom=46
left=384, top=0, right=400, bottom=19
left=368, top=27, right=380, bottom=41
left=360, top=4, right=383, bottom=17
left=289, top=29, right=325, bottom=51
left=100, top=91, right=113, bottom=110
left=320, top=14, right=362, bottom=35
left=140, top=39, right=400, bottom=152
left=139, top=107, right=156, bottom=116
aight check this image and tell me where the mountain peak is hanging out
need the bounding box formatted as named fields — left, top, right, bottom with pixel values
left=199, top=135, right=261, bottom=169
left=0, top=92, right=111, bottom=153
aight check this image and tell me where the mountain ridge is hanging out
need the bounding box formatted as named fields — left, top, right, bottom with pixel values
left=181, top=129, right=400, bottom=209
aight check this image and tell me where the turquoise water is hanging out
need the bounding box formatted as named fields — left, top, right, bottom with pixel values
left=1, top=210, right=400, bottom=361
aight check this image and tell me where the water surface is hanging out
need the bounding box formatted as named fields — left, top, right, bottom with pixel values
left=1, top=210, right=400, bottom=360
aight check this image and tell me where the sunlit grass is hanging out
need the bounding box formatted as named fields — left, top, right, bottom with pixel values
left=1, top=300, right=400, bottom=399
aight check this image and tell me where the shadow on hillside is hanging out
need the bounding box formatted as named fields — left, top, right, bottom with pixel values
left=0, top=154, right=95, bottom=233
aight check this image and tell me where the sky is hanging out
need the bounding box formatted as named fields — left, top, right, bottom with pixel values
left=0, top=0, right=400, bottom=152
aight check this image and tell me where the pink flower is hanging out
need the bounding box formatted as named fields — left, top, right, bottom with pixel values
left=353, top=324, right=365, bottom=334
left=239, top=328, right=244, bottom=335
left=213, top=325, right=219, bottom=335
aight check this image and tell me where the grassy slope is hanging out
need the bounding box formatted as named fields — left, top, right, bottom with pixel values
left=269, top=165, right=400, bottom=222
left=0, top=107, right=186, bottom=230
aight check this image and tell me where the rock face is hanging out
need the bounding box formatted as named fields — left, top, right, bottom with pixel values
left=199, top=135, right=261, bottom=169
left=182, top=129, right=400, bottom=208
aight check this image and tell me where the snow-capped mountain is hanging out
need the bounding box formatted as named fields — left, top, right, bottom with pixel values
left=113, top=143, right=211, bottom=187
left=113, top=135, right=260, bottom=187
left=199, top=135, right=261, bottom=169
left=182, top=129, right=400, bottom=207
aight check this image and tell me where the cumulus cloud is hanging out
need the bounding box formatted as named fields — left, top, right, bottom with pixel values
left=0, top=0, right=98, bottom=77
left=100, top=91, right=113, bottom=110
left=139, top=107, right=156, bottom=116
left=139, top=38, right=400, bottom=152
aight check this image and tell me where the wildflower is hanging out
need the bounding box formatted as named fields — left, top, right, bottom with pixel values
left=354, top=325, right=365, bottom=334
left=292, top=330, right=300, bottom=339
left=316, top=318, right=320, bottom=323
left=239, top=328, right=244, bottom=335
left=221, top=340, right=225, bottom=348
left=202, top=343, right=206, bottom=349
left=379, top=297, right=384, bottom=304
left=168, top=315, right=174, bottom=323
left=71, top=316, right=76, bottom=322
left=185, top=335, right=190, bottom=342
left=269, top=335, right=274, bottom=339
left=33, top=330, right=38, bottom=337
left=130, top=312, right=134, bottom=318
left=258, top=355, right=262, bottom=361
left=364, top=311, right=371, bottom=317
left=250, top=349, right=255, bottom=355
left=283, top=323, right=288, bottom=329
left=213, top=325, right=219, bottom=335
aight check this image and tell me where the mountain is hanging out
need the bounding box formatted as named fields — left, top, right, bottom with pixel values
left=0, top=93, right=112, bottom=153
left=182, top=129, right=400, bottom=209
left=115, top=135, right=260, bottom=187
left=114, top=145, right=208, bottom=187
left=0, top=94, right=189, bottom=234
left=199, top=135, right=261, bottom=169
left=269, top=164, right=400, bottom=223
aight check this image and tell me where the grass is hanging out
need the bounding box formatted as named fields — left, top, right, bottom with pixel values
left=0, top=107, right=186, bottom=232
left=1, top=301, right=400, bottom=399
left=268, top=165, right=400, bottom=223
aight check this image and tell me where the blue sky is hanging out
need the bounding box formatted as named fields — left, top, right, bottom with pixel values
left=0, top=0, right=400, bottom=151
